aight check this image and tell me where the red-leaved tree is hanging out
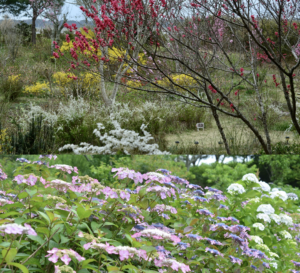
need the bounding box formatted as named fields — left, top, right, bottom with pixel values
left=54, top=0, right=300, bottom=154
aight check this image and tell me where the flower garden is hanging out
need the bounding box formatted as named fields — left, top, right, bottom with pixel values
left=0, top=155, right=300, bottom=272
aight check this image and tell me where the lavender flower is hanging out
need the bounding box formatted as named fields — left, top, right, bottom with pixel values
left=46, top=248, right=85, bottom=265
left=205, top=247, right=224, bottom=257
left=229, top=255, right=243, bottom=265
left=0, top=223, right=37, bottom=236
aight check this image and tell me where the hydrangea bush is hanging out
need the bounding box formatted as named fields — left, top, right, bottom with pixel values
left=0, top=156, right=299, bottom=272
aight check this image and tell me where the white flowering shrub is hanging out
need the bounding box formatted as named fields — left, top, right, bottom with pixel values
left=227, top=183, right=246, bottom=195
left=224, top=173, right=300, bottom=271
left=59, top=118, right=170, bottom=155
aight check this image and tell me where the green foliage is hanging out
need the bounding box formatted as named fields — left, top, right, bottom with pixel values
left=259, top=155, right=300, bottom=186
left=0, top=156, right=299, bottom=272
left=189, top=161, right=258, bottom=191
left=262, top=142, right=300, bottom=154
left=14, top=21, right=32, bottom=45
left=9, top=115, right=55, bottom=154
left=90, top=155, right=195, bottom=186
left=55, top=116, right=102, bottom=148
left=0, top=0, right=29, bottom=17
left=0, top=74, right=24, bottom=102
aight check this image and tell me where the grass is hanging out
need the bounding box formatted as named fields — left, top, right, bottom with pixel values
left=0, top=35, right=299, bottom=155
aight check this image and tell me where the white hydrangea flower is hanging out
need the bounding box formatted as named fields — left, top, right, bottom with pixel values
left=269, top=252, right=279, bottom=258
left=227, top=183, right=246, bottom=195
left=256, top=213, right=271, bottom=223
left=271, top=188, right=279, bottom=192
left=279, top=214, right=293, bottom=226
left=249, top=197, right=261, bottom=203
left=255, top=181, right=271, bottom=192
left=287, top=193, right=298, bottom=201
left=257, top=204, right=275, bottom=215
left=269, top=214, right=281, bottom=224
left=251, top=236, right=263, bottom=244
left=252, top=223, right=265, bottom=231
left=269, top=262, right=278, bottom=269
left=256, top=244, right=270, bottom=251
left=270, top=191, right=288, bottom=201
left=279, top=230, right=292, bottom=239
left=242, top=173, right=259, bottom=184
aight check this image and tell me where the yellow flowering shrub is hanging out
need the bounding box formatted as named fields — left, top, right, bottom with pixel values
left=8, top=74, right=21, bottom=82
left=157, top=74, right=198, bottom=93
left=126, top=80, right=143, bottom=91
left=52, top=71, right=101, bottom=97
left=24, top=82, right=50, bottom=94
left=1, top=74, right=23, bottom=101
left=0, top=129, right=10, bottom=153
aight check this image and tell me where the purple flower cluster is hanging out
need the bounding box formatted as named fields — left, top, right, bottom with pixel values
left=0, top=165, right=7, bottom=181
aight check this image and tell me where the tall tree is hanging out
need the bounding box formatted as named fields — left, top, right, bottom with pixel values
left=0, top=0, right=29, bottom=17
left=42, top=0, right=67, bottom=53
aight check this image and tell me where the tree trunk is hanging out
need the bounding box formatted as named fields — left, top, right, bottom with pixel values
left=32, top=10, right=37, bottom=45
left=51, top=26, right=57, bottom=53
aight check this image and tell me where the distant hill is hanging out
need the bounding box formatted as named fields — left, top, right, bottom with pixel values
left=0, top=19, right=93, bottom=29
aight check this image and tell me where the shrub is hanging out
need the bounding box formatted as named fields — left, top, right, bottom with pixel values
left=52, top=71, right=101, bottom=98
left=0, top=74, right=23, bottom=101
left=14, top=21, right=32, bottom=45
left=24, top=81, right=50, bottom=95
left=10, top=115, right=55, bottom=154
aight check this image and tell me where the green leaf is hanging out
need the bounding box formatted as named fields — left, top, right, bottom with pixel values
left=138, top=187, right=147, bottom=197
left=37, top=211, right=50, bottom=225
left=45, top=211, right=54, bottom=222
left=25, top=188, right=37, bottom=197
left=0, top=212, right=22, bottom=219
left=140, top=246, right=156, bottom=253
left=7, top=262, right=29, bottom=273
left=27, top=235, right=45, bottom=246
left=77, top=206, right=92, bottom=220
left=60, top=235, right=70, bottom=244
left=36, top=227, right=50, bottom=237
left=107, top=266, right=120, bottom=272
left=2, top=248, right=18, bottom=263
left=18, top=192, right=29, bottom=200
left=81, top=259, right=96, bottom=267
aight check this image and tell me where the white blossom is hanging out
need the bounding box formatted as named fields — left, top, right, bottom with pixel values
left=269, top=252, right=279, bottom=258
left=59, top=118, right=170, bottom=155
left=279, top=230, right=292, bottom=239
left=256, top=213, right=271, bottom=223
left=279, top=214, right=293, bottom=226
left=249, top=197, right=261, bottom=203
left=270, top=191, right=288, bottom=201
left=253, top=181, right=270, bottom=192
left=250, top=236, right=263, bottom=244
left=269, top=214, right=281, bottom=224
left=256, top=244, right=270, bottom=251
left=287, top=193, right=298, bottom=201
left=269, top=262, right=278, bottom=269
left=227, top=183, right=246, bottom=195
left=242, top=173, right=259, bottom=184
left=257, top=204, right=275, bottom=215
left=252, top=223, right=265, bottom=231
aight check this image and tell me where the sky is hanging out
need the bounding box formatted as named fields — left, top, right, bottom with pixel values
left=197, top=155, right=252, bottom=166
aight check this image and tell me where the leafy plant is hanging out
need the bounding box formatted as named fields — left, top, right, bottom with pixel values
left=0, top=74, right=23, bottom=101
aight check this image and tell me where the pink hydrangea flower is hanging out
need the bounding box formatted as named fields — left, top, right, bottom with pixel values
left=111, top=168, right=144, bottom=184
left=46, top=248, right=85, bottom=265
left=0, top=223, right=37, bottom=236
